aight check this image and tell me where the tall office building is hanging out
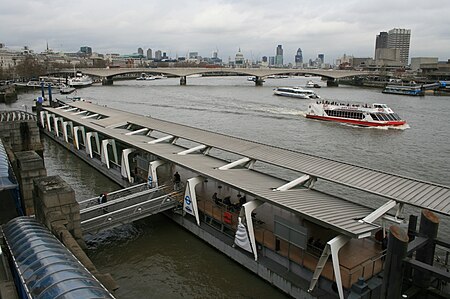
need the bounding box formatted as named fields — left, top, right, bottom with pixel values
left=154, top=50, right=162, bottom=60
left=275, top=45, right=283, bottom=66
left=295, top=48, right=303, bottom=67
left=80, top=46, right=92, bottom=55
left=318, top=54, right=324, bottom=64
left=146, top=48, right=152, bottom=59
left=375, top=32, right=388, bottom=49
left=137, top=47, right=144, bottom=56
left=375, top=28, right=411, bottom=65
left=387, top=28, right=411, bottom=65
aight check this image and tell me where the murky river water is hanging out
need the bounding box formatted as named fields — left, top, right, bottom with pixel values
left=3, top=76, right=450, bottom=298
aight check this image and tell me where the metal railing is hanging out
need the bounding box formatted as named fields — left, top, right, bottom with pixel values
left=0, top=110, right=36, bottom=122
left=81, top=192, right=179, bottom=234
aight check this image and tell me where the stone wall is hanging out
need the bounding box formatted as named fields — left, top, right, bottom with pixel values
left=0, top=120, right=43, bottom=156
left=13, top=151, right=47, bottom=216
left=32, top=175, right=118, bottom=292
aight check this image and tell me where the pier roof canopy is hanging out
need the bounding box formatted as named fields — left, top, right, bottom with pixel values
left=2, top=217, right=115, bottom=299
left=44, top=101, right=450, bottom=238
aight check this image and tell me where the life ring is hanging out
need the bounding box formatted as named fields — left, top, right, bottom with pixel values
left=378, top=108, right=384, bottom=112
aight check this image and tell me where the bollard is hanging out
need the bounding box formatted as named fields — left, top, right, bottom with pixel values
left=381, top=225, right=409, bottom=299
left=413, top=209, right=439, bottom=288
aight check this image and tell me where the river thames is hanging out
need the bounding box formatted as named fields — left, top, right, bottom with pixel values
left=4, top=76, right=450, bottom=298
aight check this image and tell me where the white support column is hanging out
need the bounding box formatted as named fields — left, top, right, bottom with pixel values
left=101, top=139, right=118, bottom=168
left=218, top=157, right=251, bottom=170
left=64, top=107, right=78, bottom=112
left=308, top=235, right=350, bottom=299
left=62, top=121, right=71, bottom=143
left=361, top=200, right=397, bottom=224
left=86, top=132, right=99, bottom=158
left=73, top=126, right=81, bottom=150
left=46, top=113, right=53, bottom=132
left=82, top=113, right=99, bottom=119
left=177, top=145, right=207, bottom=155
left=275, top=175, right=311, bottom=191
left=53, top=116, right=60, bottom=137
left=125, top=128, right=149, bottom=136
left=111, top=139, right=118, bottom=164
left=183, top=176, right=203, bottom=225
left=101, top=139, right=111, bottom=168
left=242, top=200, right=264, bottom=261
left=147, top=160, right=165, bottom=188
left=147, top=135, right=174, bottom=144
left=72, top=110, right=87, bottom=115
left=39, top=111, right=46, bottom=129
left=120, top=148, right=136, bottom=182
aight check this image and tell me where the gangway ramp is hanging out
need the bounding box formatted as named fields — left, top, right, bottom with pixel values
left=80, top=184, right=181, bottom=234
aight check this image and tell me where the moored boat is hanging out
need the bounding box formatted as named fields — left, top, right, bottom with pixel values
left=382, top=84, right=424, bottom=96
left=68, top=74, right=93, bottom=87
left=306, top=100, right=406, bottom=127
left=273, top=87, right=320, bottom=99
left=60, top=86, right=76, bottom=94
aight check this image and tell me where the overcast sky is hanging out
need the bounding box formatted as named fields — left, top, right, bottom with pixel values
left=1, top=0, right=449, bottom=64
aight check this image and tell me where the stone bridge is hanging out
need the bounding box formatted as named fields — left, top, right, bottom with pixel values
left=54, top=67, right=375, bottom=86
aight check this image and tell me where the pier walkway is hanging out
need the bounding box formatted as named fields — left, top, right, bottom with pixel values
left=79, top=183, right=181, bottom=234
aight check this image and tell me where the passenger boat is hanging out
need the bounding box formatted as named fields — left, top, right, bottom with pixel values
left=273, top=87, right=320, bottom=99
left=306, top=101, right=406, bottom=127
left=306, top=80, right=315, bottom=88
left=68, top=74, right=93, bottom=87
left=382, top=84, right=424, bottom=96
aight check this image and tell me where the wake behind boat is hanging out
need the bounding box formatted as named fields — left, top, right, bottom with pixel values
left=273, top=86, right=320, bottom=99
left=306, top=100, right=406, bottom=127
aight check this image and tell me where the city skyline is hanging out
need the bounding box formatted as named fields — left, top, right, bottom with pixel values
left=1, top=0, right=449, bottom=63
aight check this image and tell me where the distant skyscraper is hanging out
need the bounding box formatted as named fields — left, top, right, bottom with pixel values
left=387, top=28, right=411, bottom=65
left=375, top=32, right=388, bottom=49
left=262, top=56, right=268, bottom=63
left=318, top=54, right=324, bottom=64
left=295, top=48, right=303, bottom=67
left=146, top=48, right=152, bottom=59
left=155, top=50, right=162, bottom=60
left=375, top=32, right=388, bottom=61
left=137, top=47, right=144, bottom=56
left=80, top=46, right=92, bottom=55
left=275, top=45, right=283, bottom=66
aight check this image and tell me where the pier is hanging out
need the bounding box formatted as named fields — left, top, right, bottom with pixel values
left=1, top=95, right=449, bottom=298
left=31, top=99, right=450, bottom=298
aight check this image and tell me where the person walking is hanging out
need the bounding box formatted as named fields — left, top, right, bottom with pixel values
left=174, top=171, right=181, bottom=191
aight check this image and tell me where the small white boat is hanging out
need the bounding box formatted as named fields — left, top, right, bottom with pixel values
left=60, top=86, right=76, bottom=94
left=306, top=101, right=407, bottom=127
left=306, top=80, right=315, bottom=88
left=273, top=87, right=320, bottom=99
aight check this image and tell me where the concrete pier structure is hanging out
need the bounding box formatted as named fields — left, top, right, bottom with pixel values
left=14, top=151, right=47, bottom=215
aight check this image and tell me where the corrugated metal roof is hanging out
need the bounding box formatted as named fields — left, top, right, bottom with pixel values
left=43, top=101, right=449, bottom=236
left=2, top=217, right=115, bottom=299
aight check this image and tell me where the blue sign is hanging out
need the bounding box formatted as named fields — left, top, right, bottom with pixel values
left=147, top=175, right=153, bottom=187
left=184, top=195, right=191, bottom=205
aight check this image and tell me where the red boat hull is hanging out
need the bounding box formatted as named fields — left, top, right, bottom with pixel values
left=306, top=115, right=406, bottom=127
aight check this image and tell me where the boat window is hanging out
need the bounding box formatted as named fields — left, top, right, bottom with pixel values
left=392, top=113, right=400, bottom=120
left=370, top=113, right=378, bottom=121
left=378, top=114, right=388, bottom=121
